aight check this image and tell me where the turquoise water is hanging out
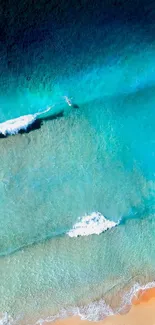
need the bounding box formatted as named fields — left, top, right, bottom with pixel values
left=1, top=15, right=155, bottom=323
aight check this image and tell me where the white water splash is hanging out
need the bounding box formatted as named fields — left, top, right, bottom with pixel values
left=121, top=280, right=155, bottom=307
left=67, top=212, right=118, bottom=237
left=0, top=313, right=13, bottom=325
left=0, top=115, right=36, bottom=135
left=36, top=299, right=113, bottom=324
left=36, top=280, right=155, bottom=324
left=0, top=106, right=53, bottom=136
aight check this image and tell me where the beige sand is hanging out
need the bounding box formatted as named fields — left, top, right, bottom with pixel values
left=43, top=288, right=155, bottom=325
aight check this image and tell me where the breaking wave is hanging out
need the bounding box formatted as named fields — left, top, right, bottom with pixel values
left=1, top=280, right=155, bottom=324
left=121, top=280, right=155, bottom=308
left=67, top=212, right=118, bottom=237
left=0, top=212, right=119, bottom=257
left=34, top=280, right=155, bottom=324
left=0, top=106, right=53, bottom=136
left=0, top=96, right=77, bottom=137
left=0, top=313, right=14, bottom=325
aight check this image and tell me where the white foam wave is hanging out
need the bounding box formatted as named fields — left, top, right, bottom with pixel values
left=0, top=313, right=13, bottom=325
left=0, top=106, right=53, bottom=136
left=121, top=280, right=155, bottom=309
left=67, top=212, right=118, bottom=237
left=3, top=280, right=155, bottom=325
left=36, top=280, right=155, bottom=324
left=0, top=114, right=36, bottom=136
left=36, top=299, right=113, bottom=324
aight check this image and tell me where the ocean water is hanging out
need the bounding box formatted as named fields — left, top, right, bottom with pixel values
left=1, top=0, right=155, bottom=323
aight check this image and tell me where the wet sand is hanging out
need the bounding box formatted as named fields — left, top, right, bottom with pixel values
left=43, top=288, right=155, bottom=325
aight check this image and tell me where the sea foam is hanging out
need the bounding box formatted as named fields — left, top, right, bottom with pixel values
left=0, top=106, right=53, bottom=136
left=121, top=280, right=155, bottom=308
left=0, top=114, right=37, bottom=136
left=0, top=313, right=13, bottom=325
left=67, top=212, right=118, bottom=237
left=36, top=280, right=155, bottom=324
left=2, top=280, right=155, bottom=324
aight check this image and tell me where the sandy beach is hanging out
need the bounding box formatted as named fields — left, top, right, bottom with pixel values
left=42, top=288, right=155, bottom=325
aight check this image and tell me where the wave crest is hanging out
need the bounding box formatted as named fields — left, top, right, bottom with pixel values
left=2, top=281, right=155, bottom=324
left=0, top=313, right=13, bottom=325
left=67, top=212, right=118, bottom=237
left=36, top=280, right=155, bottom=324
left=0, top=106, right=53, bottom=136
left=0, top=114, right=36, bottom=136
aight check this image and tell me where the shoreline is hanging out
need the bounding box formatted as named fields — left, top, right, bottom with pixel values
left=2, top=279, right=155, bottom=325
left=40, top=287, right=155, bottom=325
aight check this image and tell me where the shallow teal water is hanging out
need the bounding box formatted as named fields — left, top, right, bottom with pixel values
left=1, top=22, right=155, bottom=323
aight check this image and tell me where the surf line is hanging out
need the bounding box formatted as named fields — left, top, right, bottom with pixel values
left=67, top=212, right=119, bottom=237
left=0, top=105, right=56, bottom=138
left=0, top=96, right=79, bottom=138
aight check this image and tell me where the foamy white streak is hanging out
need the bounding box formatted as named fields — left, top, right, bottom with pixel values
left=36, top=300, right=113, bottom=324
left=0, top=115, right=36, bottom=135
left=35, top=280, right=155, bottom=324
left=0, top=313, right=13, bottom=325
left=2, top=281, right=155, bottom=325
left=67, top=212, right=118, bottom=237
left=121, top=280, right=155, bottom=308
left=0, top=106, right=53, bottom=136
